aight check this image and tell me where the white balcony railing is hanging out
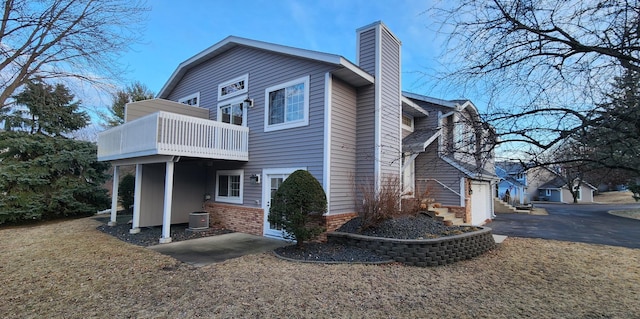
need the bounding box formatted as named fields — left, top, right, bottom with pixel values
left=98, top=111, right=249, bottom=162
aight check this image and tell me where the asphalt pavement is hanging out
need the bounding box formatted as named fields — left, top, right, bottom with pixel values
left=490, top=203, right=640, bottom=249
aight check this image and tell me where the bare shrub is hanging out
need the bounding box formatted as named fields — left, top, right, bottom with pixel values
left=358, top=175, right=403, bottom=230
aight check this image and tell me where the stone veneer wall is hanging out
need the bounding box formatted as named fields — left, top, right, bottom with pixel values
left=204, top=202, right=263, bottom=236
left=327, top=227, right=495, bottom=267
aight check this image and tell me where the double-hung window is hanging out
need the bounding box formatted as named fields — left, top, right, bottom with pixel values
left=216, top=170, right=243, bottom=204
left=264, top=76, right=309, bottom=132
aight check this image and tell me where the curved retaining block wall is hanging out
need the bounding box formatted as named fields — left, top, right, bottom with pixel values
left=327, top=227, right=495, bottom=267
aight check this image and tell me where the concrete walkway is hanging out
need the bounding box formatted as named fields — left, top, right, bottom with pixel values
left=148, top=232, right=289, bottom=267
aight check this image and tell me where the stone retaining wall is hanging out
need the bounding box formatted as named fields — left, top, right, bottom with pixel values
left=327, top=227, right=495, bottom=267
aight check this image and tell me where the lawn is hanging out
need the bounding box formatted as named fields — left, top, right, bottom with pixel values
left=1, top=217, right=639, bottom=318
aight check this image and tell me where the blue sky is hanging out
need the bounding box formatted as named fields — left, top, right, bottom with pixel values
left=118, top=0, right=456, bottom=101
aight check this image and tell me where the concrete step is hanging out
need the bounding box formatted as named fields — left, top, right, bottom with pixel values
left=493, top=197, right=518, bottom=213
left=429, top=206, right=465, bottom=226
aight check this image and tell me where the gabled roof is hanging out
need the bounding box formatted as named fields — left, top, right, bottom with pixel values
left=402, top=96, right=429, bottom=117
left=402, top=129, right=440, bottom=153
left=539, top=176, right=571, bottom=190
left=500, top=175, right=527, bottom=188
left=158, top=36, right=375, bottom=98
left=401, top=91, right=480, bottom=115
left=441, top=156, right=499, bottom=181
left=538, top=175, right=598, bottom=191
left=495, top=161, right=529, bottom=175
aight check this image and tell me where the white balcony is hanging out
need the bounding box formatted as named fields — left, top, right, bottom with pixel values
left=98, top=111, right=249, bottom=162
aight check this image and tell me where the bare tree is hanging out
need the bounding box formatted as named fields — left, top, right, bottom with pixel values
left=430, top=0, right=640, bottom=175
left=0, top=0, right=149, bottom=110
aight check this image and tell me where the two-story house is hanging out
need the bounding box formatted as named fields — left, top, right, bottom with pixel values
left=98, top=21, right=497, bottom=244
left=401, top=94, right=499, bottom=225
left=496, top=161, right=529, bottom=205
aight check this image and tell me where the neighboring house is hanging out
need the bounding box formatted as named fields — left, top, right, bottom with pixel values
left=97, top=21, right=497, bottom=244
left=496, top=161, right=596, bottom=204
left=537, top=175, right=597, bottom=203
left=496, top=161, right=529, bottom=205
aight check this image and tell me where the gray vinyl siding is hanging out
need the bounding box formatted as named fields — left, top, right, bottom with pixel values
left=139, top=162, right=206, bottom=227
left=358, top=29, right=376, bottom=75
left=330, top=77, right=358, bottom=214
left=415, top=143, right=464, bottom=206
left=164, top=46, right=335, bottom=207
left=356, top=84, right=376, bottom=185
left=378, top=27, right=401, bottom=180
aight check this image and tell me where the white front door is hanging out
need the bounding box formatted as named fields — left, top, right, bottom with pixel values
left=262, top=167, right=305, bottom=238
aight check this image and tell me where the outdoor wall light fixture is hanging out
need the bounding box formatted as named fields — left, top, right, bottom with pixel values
left=250, top=174, right=260, bottom=184
left=243, top=98, right=254, bottom=108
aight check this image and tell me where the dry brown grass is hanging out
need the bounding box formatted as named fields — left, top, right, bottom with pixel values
left=1, top=217, right=639, bottom=318
left=595, top=190, right=638, bottom=204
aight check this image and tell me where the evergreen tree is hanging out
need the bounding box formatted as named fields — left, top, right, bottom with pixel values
left=581, top=69, right=640, bottom=178
left=0, top=80, right=110, bottom=225
left=103, top=82, right=155, bottom=127
left=8, top=80, right=89, bottom=136
left=0, top=131, right=110, bottom=224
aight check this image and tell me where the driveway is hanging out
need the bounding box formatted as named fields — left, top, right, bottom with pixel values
left=490, top=203, right=640, bottom=249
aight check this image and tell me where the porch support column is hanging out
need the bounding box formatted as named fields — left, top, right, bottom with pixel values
left=130, top=164, right=143, bottom=234
left=159, top=161, right=175, bottom=244
left=108, top=165, right=119, bottom=226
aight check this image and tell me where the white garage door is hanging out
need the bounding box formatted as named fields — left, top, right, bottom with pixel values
left=470, top=181, right=491, bottom=225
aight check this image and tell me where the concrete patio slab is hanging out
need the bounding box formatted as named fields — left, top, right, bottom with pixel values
left=148, top=232, right=289, bottom=267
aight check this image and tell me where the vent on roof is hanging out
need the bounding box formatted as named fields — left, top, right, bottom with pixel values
left=188, top=212, right=209, bottom=231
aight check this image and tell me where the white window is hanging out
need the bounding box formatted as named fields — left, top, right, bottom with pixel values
left=574, top=186, right=582, bottom=200
left=545, top=189, right=551, bottom=196
left=217, top=95, right=247, bottom=126
left=218, top=74, right=248, bottom=101
left=402, top=114, right=414, bottom=132
left=215, top=169, right=244, bottom=204
left=264, top=76, right=310, bottom=132
left=178, top=92, right=200, bottom=106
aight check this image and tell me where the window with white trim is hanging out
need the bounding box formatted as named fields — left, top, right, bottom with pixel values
left=217, top=95, right=247, bottom=126
left=574, top=186, right=581, bottom=200
left=545, top=189, right=551, bottom=196
left=264, top=76, right=310, bottom=132
left=218, top=74, right=248, bottom=101
left=178, top=92, right=200, bottom=106
left=215, top=169, right=244, bottom=204
left=402, top=114, right=414, bottom=132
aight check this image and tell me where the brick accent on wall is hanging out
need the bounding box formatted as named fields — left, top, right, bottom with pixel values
left=324, top=212, right=359, bottom=232
left=203, top=203, right=358, bottom=240
left=204, top=202, right=263, bottom=236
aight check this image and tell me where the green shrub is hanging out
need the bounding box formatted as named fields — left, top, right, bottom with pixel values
left=268, top=170, right=327, bottom=248
left=118, top=174, right=135, bottom=213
